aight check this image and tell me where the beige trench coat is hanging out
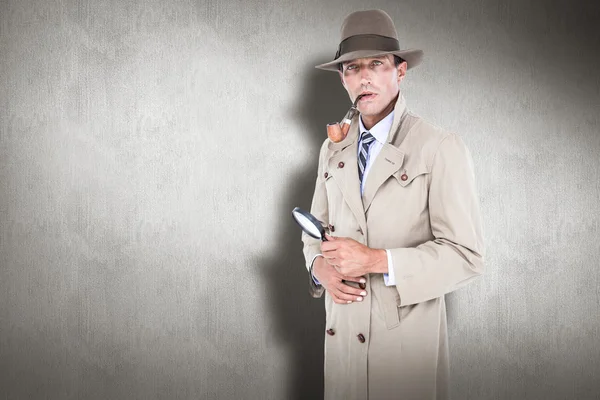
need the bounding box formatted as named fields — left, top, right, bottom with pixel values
left=302, top=94, right=485, bottom=400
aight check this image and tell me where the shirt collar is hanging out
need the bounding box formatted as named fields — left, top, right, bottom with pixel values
left=359, top=110, right=395, bottom=144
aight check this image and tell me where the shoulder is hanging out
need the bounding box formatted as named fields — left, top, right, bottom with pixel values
left=314, top=138, right=332, bottom=176
left=319, top=138, right=329, bottom=154
left=404, top=112, right=470, bottom=168
left=406, top=112, right=452, bottom=146
left=317, top=138, right=330, bottom=162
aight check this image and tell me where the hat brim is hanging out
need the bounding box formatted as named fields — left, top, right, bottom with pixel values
left=315, top=48, right=424, bottom=71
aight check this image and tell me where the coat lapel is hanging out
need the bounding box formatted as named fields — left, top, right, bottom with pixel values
left=362, top=94, right=411, bottom=212
left=325, top=94, right=414, bottom=229
left=361, top=144, right=404, bottom=211
left=326, top=119, right=368, bottom=235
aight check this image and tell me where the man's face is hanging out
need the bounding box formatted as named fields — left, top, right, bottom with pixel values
left=339, top=55, right=407, bottom=128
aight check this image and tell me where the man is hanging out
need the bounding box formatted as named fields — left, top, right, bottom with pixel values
left=301, top=9, right=485, bottom=400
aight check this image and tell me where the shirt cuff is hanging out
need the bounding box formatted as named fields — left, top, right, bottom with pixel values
left=383, top=249, right=396, bottom=286
left=310, top=253, right=323, bottom=285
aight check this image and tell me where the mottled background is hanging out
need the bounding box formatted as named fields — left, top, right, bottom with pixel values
left=1, top=0, right=599, bottom=399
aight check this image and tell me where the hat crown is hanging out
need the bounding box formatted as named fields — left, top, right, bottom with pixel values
left=314, top=9, right=423, bottom=71
left=340, top=9, right=398, bottom=41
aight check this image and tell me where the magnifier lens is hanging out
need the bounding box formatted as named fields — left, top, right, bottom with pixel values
left=291, top=207, right=326, bottom=241
left=294, top=213, right=322, bottom=239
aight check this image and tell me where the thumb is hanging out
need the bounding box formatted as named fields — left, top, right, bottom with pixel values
left=324, top=233, right=336, bottom=241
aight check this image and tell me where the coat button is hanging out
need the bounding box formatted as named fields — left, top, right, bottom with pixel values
left=328, top=224, right=335, bottom=232
left=401, top=173, right=408, bottom=181
left=357, top=333, right=366, bottom=343
left=358, top=282, right=366, bottom=290
left=326, top=329, right=335, bottom=336
left=338, top=161, right=345, bottom=168
left=324, top=172, right=328, bottom=178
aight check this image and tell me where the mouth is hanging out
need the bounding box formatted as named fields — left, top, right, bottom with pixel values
left=357, top=92, right=376, bottom=102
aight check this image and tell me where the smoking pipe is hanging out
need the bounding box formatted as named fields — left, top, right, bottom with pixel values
left=326, top=95, right=364, bottom=143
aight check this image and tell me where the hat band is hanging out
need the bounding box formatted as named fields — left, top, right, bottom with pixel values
left=335, top=34, right=400, bottom=59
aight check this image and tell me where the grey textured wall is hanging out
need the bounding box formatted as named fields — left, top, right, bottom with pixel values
left=1, top=0, right=599, bottom=399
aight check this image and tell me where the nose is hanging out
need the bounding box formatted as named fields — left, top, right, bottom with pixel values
left=360, top=69, right=372, bottom=87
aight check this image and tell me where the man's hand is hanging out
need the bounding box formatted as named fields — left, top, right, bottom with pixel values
left=321, top=234, right=388, bottom=277
left=312, top=256, right=367, bottom=304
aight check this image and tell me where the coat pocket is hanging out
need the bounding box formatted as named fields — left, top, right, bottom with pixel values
left=392, top=290, right=418, bottom=325
left=377, top=286, right=400, bottom=330
left=398, top=303, right=418, bottom=320
left=390, top=165, right=430, bottom=208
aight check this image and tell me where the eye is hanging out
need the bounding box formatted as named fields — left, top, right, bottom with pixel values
left=346, top=64, right=357, bottom=71
left=371, top=60, right=383, bottom=66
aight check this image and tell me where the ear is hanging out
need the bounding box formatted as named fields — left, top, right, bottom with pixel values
left=397, top=61, right=407, bottom=84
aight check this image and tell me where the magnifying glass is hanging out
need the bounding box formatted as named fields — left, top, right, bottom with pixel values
left=291, top=207, right=328, bottom=241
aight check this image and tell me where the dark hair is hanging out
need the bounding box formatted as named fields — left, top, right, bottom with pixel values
left=338, top=55, right=405, bottom=72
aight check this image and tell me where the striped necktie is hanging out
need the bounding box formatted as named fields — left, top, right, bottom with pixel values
left=358, top=132, right=375, bottom=184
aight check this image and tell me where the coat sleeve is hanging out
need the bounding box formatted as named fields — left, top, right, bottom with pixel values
left=301, top=140, right=330, bottom=298
left=389, top=133, right=485, bottom=306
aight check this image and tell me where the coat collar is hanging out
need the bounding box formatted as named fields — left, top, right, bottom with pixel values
left=326, top=93, right=409, bottom=151
left=324, top=93, right=411, bottom=230
left=362, top=94, right=409, bottom=211
left=386, top=92, right=409, bottom=146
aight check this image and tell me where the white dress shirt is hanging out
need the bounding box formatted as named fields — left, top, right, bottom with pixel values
left=311, top=110, right=396, bottom=287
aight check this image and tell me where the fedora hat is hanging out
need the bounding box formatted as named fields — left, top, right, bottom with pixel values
left=315, top=9, right=424, bottom=71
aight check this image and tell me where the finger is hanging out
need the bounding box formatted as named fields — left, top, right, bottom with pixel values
left=322, top=250, right=344, bottom=263
left=327, top=234, right=352, bottom=244
left=338, top=282, right=367, bottom=297
left=334, top=283, right=365, bottom=302
left=342, top=275, right=367, bottom=284
left=321, top=241, right=340, bottom=252
left=324, top=257, right=339, bottom=266
left=329, top=291, right=353, bottom=305
left=323, top=237, right=351, bottom=251
left=335, top=265, right=362, bottom=277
